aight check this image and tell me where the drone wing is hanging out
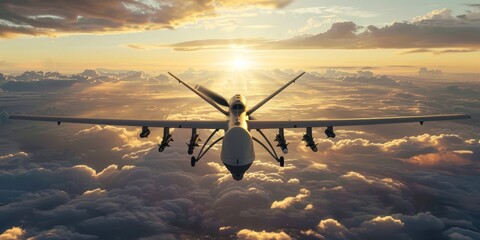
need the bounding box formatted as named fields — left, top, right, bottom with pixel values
left=247, top=72, right=305, bottom=116
left=248, top=114, right=471, bottom=129
left=9, top=114, right=227, bottom=129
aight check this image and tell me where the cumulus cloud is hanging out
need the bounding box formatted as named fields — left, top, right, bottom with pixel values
left=236, top=229, right=291, bottom=240
left=287, top=178, right=299, bottom=184
left=270, top=188, right=310, bottom=209
left=317, top=219, right=353, bottom=240
left=354, top=216, right=404, bottom=240
left=305, top=212, right=475, bottom=240
left=312, top=133, right=477, bottom=166
left=0, top=227, right=24, bottom=240
left=0, top=0, right=293, bottom=37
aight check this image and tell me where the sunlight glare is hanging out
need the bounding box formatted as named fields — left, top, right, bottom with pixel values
left=233, top=58, right=251, bottom=71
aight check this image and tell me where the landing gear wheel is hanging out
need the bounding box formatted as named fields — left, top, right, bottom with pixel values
left=191, top=156, right=196, bottom=167
left=279, top=156, right=285, bottom=167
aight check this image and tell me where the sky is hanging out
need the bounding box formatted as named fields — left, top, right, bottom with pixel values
left=0, top=1, right=480, bottom=240
left=0, top=0, right=479, bottom=73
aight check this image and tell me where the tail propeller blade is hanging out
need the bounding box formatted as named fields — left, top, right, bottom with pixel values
left=195, top=85, right=229, bottom=107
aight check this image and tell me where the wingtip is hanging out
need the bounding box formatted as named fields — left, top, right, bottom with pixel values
left=167, top=72, right=182, bottom=83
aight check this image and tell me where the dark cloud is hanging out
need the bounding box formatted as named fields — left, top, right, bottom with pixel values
left=400, top=48, right=478, bottom=55
left=33, top=226, right=98, bottom=240
left=418, top=67, right=443, bottom=77
left=0, top=80, right=80, bottom=92
left=302, top=212, right=471, bottom=240
left=0, top=0, right=293, bottom=37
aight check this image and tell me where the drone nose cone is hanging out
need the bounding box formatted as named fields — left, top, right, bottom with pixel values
left=224, top=162, right=252, bottom=181
left=233, top=173, right=244, bottom=181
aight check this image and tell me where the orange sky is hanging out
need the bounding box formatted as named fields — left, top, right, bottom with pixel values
left=0, top=0, right=479, bottom=73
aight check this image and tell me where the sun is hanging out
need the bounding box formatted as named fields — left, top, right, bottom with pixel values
left=233, top=57, right=252, bottom=71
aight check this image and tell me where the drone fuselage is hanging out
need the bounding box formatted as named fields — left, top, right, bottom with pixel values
left=221, top=94, right=255, bottom=181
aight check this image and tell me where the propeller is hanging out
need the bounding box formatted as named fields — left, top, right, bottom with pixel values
left=195, top=85, right=229, bottom=107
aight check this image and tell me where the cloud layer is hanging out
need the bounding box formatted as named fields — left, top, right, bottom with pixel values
left=129, top=8, right=480, bottom=51
left=0, top=0, right=292, bottom=37
left=0, top=68, right=479, bottom=239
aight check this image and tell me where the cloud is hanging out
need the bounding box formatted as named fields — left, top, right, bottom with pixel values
left=126, top=38, right=269, bottom=51
left=0, top=0, right=293, bottom=38
left=418, top=67, right=443, bottom=76
left=306, top=213, right=473, bottom=240
left=312, top=133, right=477, bottom=166
left=317, top=219, right=353, bottom=240
left=0, top=80, right=80, bottom=92
left=258, top=18, right=480, bottom=49
left=270, top=188, right=310, bottom=209
left=0, top=68, right=479, bottom=239
left=236, top=229, right=292, bottom=240
left=354, top=216, right=404, bottom=240
left=145, top=8, right=480, bottom=51
left=0, top=152, right=28, bottom=160
left=287, top=178, right=299, bottom=184
left=400, top=48, right=478, bottom=55
left=467, top=4, right=480, bottom=9
left=444, top=227, right=480, bottom=240
left=32, top=226, right=98, bottom=240
left=340, top=75, right=399, bottom=86
left=0, top=227, right=24, bottom=240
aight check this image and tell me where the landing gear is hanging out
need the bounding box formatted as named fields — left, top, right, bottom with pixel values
left=253, top=129, right=286, bottom=167
left=190, top=129, right=223, bottom=167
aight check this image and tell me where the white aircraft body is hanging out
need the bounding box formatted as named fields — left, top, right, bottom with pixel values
left=8, top=72, right=471, bottom=180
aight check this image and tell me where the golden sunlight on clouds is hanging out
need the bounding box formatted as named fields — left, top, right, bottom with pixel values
left=0, top=1, right=479, bottom=73
left=237, top=229, right=292, bottom=240
left=0, top=227, right=25, bottom=240
left=271, top=188, right=310, bottom=209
